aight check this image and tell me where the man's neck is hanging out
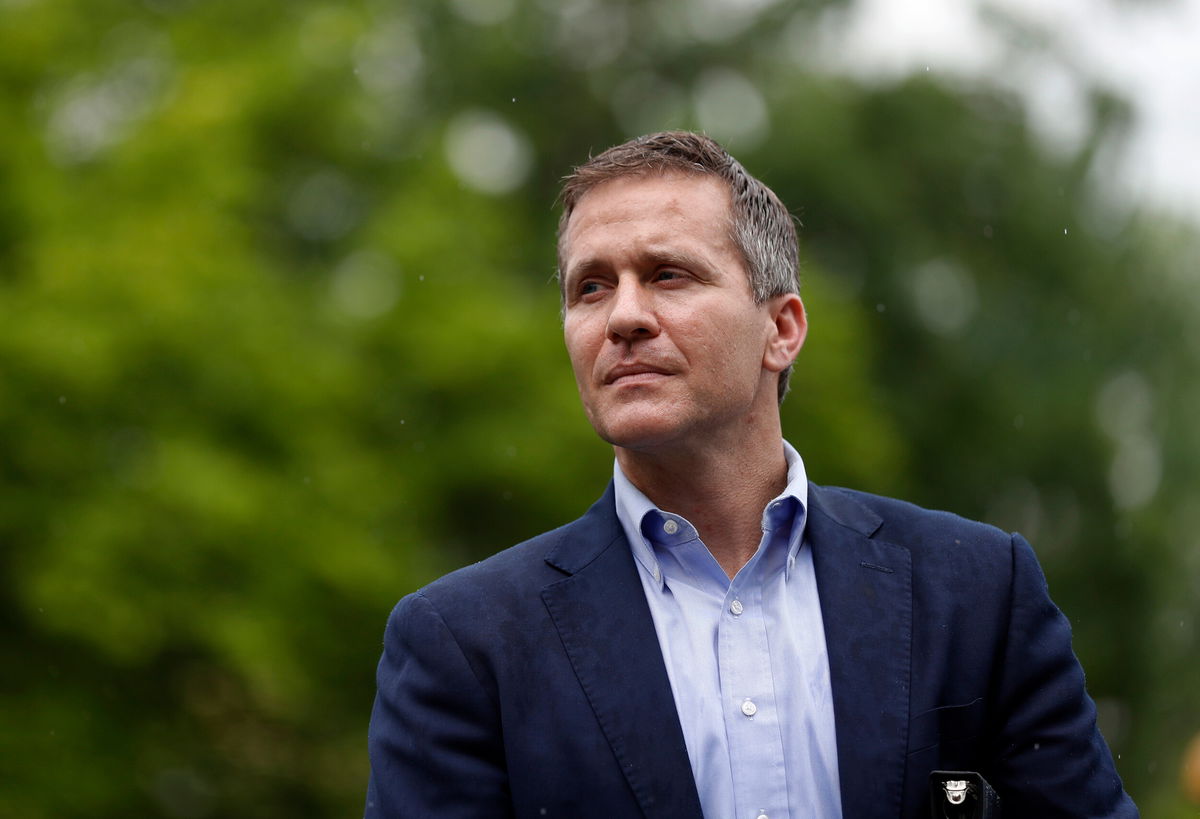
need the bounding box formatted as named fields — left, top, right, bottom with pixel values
left=615, top=432, right=790, bottom=579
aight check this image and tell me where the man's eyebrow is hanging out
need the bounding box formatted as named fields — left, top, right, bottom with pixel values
left=645, top=247, right=709, bottom=271
left=565, top=248, right=711, bottom=282
left=563, top=257, right=609, bottom=284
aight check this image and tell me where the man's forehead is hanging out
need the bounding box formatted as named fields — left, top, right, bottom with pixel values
left=562, top=172, right=731, bottom=240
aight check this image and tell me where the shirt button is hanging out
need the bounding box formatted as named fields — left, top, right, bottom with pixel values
left=741, top=699, right=757, bottom=717
left=756, top=814, right=769, bottom=819
left=663, top=519, right=679, bottom=535
left=729, top=599, right=744, bottom=616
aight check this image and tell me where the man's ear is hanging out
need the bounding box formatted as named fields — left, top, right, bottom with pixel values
left=763, top=293, right=807, bottom=374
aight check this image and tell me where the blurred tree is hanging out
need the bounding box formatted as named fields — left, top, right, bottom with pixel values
left=1, top=0, right=1196, bottom=816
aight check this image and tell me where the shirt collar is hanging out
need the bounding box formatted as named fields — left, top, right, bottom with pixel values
left=613, top=440, right=810, bottom=589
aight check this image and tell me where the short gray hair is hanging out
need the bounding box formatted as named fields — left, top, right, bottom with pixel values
left=556, top=131, right=800, bottom=403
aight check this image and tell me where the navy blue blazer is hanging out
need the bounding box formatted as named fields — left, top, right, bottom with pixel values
left=366, top=484, right=1137, bottom=817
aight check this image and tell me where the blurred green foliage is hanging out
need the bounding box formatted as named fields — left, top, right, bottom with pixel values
left=2, top=0, right=1198, bottom=816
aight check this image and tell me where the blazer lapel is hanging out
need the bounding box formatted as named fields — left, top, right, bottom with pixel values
left=541, top=486, right=704, bottom=818
left=808, top=484, right=914, bottom=818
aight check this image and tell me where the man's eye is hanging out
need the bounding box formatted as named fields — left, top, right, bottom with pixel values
left=577, top=281, right=605, bottom=299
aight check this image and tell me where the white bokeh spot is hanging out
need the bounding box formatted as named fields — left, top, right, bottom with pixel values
left=444, top=109, right=533, bottom=195
left=331, top=250, right=402, bottom=319
left=693, top=68, right=769, bottom=149
left=909, top=258, right=979, bottom=336
left=1095, top=369, right=1161, bottom=509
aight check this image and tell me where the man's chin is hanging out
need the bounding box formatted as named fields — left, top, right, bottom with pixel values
left=592, top=417, right=687, bottom=453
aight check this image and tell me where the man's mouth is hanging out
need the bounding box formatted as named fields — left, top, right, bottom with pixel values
left=604, top=363, right=672, bottom=385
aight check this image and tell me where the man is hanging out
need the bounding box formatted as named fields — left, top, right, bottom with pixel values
left=366, top=132, right=1137, bottom=817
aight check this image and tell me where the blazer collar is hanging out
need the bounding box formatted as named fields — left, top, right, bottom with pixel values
left=542, top=483, right=625, bottom=576
left=808, top=481, right=884, bottom=538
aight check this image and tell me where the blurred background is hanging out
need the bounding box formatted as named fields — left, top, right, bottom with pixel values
left=2, top=0, right=1198, bottom=815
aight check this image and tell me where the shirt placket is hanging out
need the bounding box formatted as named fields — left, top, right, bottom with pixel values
left=717, top=544, right=789, bottom=819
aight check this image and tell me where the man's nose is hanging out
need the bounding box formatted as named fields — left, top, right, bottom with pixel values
left=606, top=278, right=659, bottom=341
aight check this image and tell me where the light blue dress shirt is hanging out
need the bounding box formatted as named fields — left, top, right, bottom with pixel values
left=613, top=441, right=842, bottom=819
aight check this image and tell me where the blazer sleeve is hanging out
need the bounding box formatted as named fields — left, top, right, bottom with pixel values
left=989, top=534, right=1138, bottom=818
left=365, top=592, right=514, bottom=818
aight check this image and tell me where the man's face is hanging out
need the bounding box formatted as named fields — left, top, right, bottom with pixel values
left=560, top=173, right=785, bottom=455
